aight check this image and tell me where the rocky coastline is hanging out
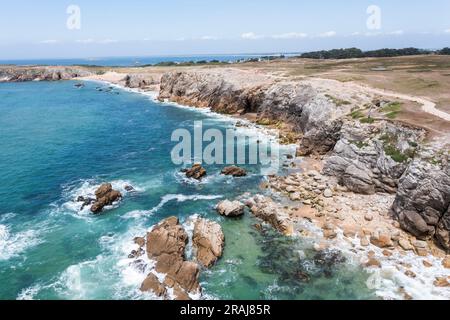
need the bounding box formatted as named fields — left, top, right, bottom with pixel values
left=2, top=65, right=449, bottom=298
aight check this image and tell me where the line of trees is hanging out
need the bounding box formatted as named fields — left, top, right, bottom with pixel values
left=300, top=47, right=450, bottom=59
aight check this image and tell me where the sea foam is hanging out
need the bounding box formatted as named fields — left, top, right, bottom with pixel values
left=0, top=224, right=42, bottom=261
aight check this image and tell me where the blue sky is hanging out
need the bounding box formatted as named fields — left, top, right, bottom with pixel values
left=0, top=0, right=449, bottom=59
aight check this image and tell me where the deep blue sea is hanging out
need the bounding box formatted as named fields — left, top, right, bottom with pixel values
left=0, top=80, right=375, bottom=300
left=0, top=55, right=270, bottom=67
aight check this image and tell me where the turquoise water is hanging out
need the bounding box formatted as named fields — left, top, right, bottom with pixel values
left=0, top=81, right=375, bottom=300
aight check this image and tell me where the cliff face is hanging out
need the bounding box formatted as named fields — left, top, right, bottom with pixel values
left=392, top=149, right=450, bottom=249
left=324, top=121, right=426, bottom=194
left=0, top=66, right=91, bottom=82
left=159, top=70, right=349, bottom=155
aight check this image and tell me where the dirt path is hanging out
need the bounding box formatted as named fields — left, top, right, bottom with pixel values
left=302, top=77, right=450, bottom=122
left=353, top=83, right=450, bottom=122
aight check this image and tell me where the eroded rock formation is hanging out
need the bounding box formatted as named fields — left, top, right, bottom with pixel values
left=221, top=166, right=247, bottom=177
left=0, top=66, right=91, bottom=82
left=392, top=148, right=450, bottom=250
left=159, top=70, right=351, bottom=155
left=245, top=195, right=294, bottom=236
left=90, top=183, right=122, bottom=213
left=216, top=200, right=245, bottom=217
left=323, top=121, right=426, bottom=194
left=141, top=216, right=200, bottom=300
left=182, top=164, right=207, bottom=180
left=138, top=216, right=225, bottom=299
left=192, top=218, right=224, bottom=268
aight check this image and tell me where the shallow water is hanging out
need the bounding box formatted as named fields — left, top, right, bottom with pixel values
left=0, top=80, right=376, bottom=300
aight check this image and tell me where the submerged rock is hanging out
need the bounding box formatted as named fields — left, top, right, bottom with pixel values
left=221, top=166, right=247, bottom=177
left=216, top=200, right=245, bottom=217
left=193, top=218, right=224, bottom=268
left=90, top=183, right=122, bottom=214
left=182, top=164, right=207, bottom=180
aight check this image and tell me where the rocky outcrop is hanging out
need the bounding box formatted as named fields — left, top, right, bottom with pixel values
left=245, top=195, right=294, bottom=236
left=159, top=70, right=349, bottom=155
left=0, top=66, right=91, bottom=82
left=141, top=217, right=200, bottom=299
left=392, top=148, right=450, bottom=250
left=159, top=70, right=268, bottom=114
left=221, top=166, right=247, bottom=177
left=324, top=121, right=425, bottom=194
left=182, top=164, right=206, bottom=180
left=192, top=218, right=224, bottom=267
left=216, top=200, right=245, bottom=217
left=90, top=183, right=122, bottom=213
left=124, top=74, right=156, bottom=89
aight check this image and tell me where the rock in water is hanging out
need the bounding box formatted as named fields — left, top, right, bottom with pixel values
left=216, top=200, right=245, bottom=217
left=90, top=183, right=122, bottom=214
left=140, top=217, right=201, bottom=299
left=182, top=164, right=207, bottom=180
left=146, top=216, right=187, bottom=258
left=140, top=273, right=166, bottom=297
left=193, top=218, right=225, bottom=268
left=221, top=166, right=247, bottom=177
left=246, top=195, right=294, bottom=236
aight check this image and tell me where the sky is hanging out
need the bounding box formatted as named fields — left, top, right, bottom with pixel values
left=0, top=0, right=449, bottom=59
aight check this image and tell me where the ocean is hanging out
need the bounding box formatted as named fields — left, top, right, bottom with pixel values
left=0, top=55, right=272, bottom=67
left=0, top=80, right=375, bottom=300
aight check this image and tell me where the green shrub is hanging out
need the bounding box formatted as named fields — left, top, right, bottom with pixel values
left=360, top=117, right=375, bottom=124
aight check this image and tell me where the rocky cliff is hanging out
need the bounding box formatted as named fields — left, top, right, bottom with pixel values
left=159, top=70, right=351, bottom=155
left=324, top=120, right=426, bottom=194
left=392, top=148, right=450, bottom=249
left=0, top=66, right=91, bottom=82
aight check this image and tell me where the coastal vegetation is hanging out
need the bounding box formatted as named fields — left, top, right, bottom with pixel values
left=300, top=47, right=450, bottom=60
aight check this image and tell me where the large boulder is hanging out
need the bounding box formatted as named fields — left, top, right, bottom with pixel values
left=140, top=217, right=201, bottom=299
left=90, top=183, right=122, bottom=213
left=221, top=166, right=247, bottom=177
left=140, top=273, right=166, bottom=297
left=193, top=218, right=225, bottom=267
left=245, top=195, right=294, bottom=236
left=392, top=149, right=450, bottom=250
left=216, top=200, right=245, bottom=217
left=182, top=164, right=207, bottom=180
left=146, top=216, right=187, bottom=259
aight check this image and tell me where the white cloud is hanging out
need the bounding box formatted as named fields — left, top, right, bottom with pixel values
left=388, top=30, right=404, bottom=35
left=199, top=35, right=219, bottom=41
left=318, top=31, right=337, bottom=38
left=271, top=32, right=308, bottom=39
left=76, top=39, right=95, bottom=44
left=99, top=39, right=118, bottom=44
left=40, top=39, right=59, bottom=44
left=241, top=32, right=264, bottom=40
